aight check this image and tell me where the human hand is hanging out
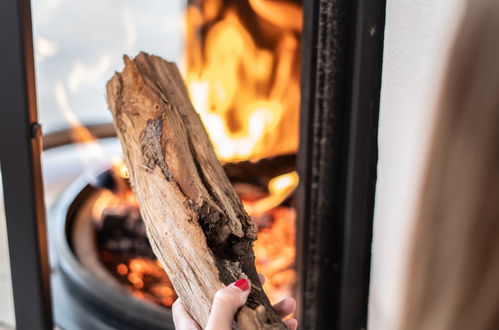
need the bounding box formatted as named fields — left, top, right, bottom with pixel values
left=172, top=278, right=298, bottom=330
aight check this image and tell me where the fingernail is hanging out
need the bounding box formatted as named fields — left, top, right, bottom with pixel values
left=234, top=278, right=250, bottom=291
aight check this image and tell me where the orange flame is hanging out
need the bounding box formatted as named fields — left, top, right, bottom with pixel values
left=95, top=169, right=298, bottom=305
left=112, top=158, right=130, bottom=179
left=55, top=82, right=104, bottom=166
left=244, top=172, right=298, bottom=303
left=243, top=171, right=298, bottom=216
left=184, top=0, right=302, bottom=162
left=55, top=81, right=129, bottom=188
left=184, top=0, right=302, bottom=303
left=93, top=0, right=302, bottom=308
left=253, top=206, right=296, bottom=303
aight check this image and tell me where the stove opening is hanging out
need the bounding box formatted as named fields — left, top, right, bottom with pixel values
left=39, top=0, right=303, bottom=323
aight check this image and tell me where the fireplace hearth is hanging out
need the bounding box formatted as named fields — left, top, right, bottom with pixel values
left=49, top=154, right=297, bottom=330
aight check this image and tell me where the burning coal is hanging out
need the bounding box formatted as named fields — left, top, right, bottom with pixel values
left=91, top=162, right=297, bottom=307
left=61, top=0, right=302, bottom=309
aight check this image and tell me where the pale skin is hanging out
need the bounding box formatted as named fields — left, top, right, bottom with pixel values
left=172, top=276, right=298, bottom=330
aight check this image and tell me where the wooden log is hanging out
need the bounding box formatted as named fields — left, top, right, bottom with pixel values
left=106, top=52, right=287, bottom=329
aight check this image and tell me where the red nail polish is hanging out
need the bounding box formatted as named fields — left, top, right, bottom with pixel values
left=234, top=278, right=250, bottom=291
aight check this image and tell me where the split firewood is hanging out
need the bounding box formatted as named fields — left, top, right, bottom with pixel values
left=106, top=52, right=287, bottom=329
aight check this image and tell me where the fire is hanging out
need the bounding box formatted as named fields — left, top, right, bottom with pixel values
left=94, top=0, right=302, bottom=305
left=112, top=158, right=130, bottom=179
left=115, top=258, right=177, bottom=307
left=184, top=0, right=302, bottom=162
left=243, top=171, right=298, bottom=217
left=90, top=173, right=137, bottom=221
left=253, top=207, right=296, bottom=303
left=55, top=81, right=129, bottom=188
left=241, top=171, right=298, bottom=303
left=80, top=0, right=302, bottom=309
left=92, top=168, right=298, bottom=306
left=91, top=189, right=120, bottom=220
left=55, top=82, right=105, bottom=183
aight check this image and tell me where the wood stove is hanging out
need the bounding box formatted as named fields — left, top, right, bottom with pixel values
left=0, top=0, right=385, bottom=329
left=46, top=152, right=297, bottom=329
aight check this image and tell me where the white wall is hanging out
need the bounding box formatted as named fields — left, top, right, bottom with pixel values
left=368, top=1, right=465, bottom=329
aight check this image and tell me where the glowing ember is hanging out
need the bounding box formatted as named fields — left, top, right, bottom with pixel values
left=93, top=167, right=297, bottom=306
left=253, top=206, right=296, bottom=303
left=79, top=0, right=302, bottom=309
left=116, top=258, right=179, bottom=307
left=117, top=263, right=128, bottom=275
left=100, top=254, right=178, bottom=307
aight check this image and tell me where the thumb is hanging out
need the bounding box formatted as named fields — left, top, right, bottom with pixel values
left=205, top=279, right=251, bottom=330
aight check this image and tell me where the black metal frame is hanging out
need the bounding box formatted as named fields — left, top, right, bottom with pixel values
left=0, top=0, right=53, bottom=329
left=296, top=0, right=385, bottom=329
left=0, top=0, right=385, bottom=328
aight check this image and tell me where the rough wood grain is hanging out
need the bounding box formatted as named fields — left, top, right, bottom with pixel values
left=106, top=52, right=286, bottom=329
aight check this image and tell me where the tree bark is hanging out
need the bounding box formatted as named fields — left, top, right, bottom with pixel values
left=106, top=52, right=286, bottom=329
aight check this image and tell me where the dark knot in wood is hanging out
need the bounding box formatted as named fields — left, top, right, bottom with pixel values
left=140, top=116, right=173, bottom=181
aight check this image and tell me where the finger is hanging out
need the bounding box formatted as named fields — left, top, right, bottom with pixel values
left=205, top=279, right=251, bottom=330
left=172, top=298, right=201, bottom=330
left=272, top=297, right=296, bottom=318
left=285, top=318, right=298, bottom=330
left=258, top=273, right=266, bottom=285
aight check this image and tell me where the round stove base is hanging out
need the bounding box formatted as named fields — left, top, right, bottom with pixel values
left=48, top=176, right=174, bottom=330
